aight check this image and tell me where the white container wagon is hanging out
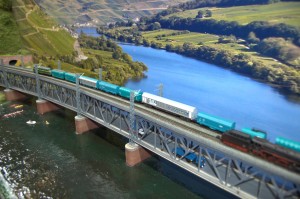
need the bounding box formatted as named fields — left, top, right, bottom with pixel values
left=142, top=92, right=198, bottom=120
left=79, top=76, right=98, bottom=88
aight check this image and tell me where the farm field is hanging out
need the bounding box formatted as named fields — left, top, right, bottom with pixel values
left=141, top=29, right=285, bottom=68
left=167, top=2, right=300, bottom=28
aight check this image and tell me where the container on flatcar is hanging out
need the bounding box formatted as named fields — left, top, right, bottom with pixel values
left=79, top=76, right=98, bottom=88
left=64, top=72, right=76, bottom=83
left=142, top=92, right=198, bottom=120
left=118, top=87, right=143, bottom=102
left=196, top=112, right=235, bottom=133
left=241, top=128, right=267, bottom=139
left=51, top=69, right=65, bottom=79
left=34, top=66, right=52, bottom=76
left=96, top=81, right=120, bottom=95
left=275, top=137, right=300, bottom=152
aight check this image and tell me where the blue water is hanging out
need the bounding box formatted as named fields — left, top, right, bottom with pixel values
left=79, top=27, right=300, bottom=142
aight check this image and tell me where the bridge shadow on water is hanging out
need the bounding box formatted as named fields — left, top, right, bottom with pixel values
left=92, top=128, right=237, bottom=199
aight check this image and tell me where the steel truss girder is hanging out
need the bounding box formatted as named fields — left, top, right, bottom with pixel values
left=0, top=66, right=299, bottom=199
left=4, top=70, right=37, bottom=95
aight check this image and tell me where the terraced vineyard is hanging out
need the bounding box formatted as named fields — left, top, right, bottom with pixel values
left=11, top=0, right=75, bottom=56
left=35, top=0, right=189, bottom=25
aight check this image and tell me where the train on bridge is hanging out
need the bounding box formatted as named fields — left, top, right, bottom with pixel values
left=31, top=65, right=300, bottom=173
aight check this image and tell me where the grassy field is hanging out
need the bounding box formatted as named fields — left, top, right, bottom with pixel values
left=142, top=29, right=285, bottom=68
left=168, top=2, right=300, bottom=28
left=142, top=29, right=219, bottom=46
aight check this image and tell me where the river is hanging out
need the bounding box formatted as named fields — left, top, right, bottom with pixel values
left=0, top=97, right=234, bottom=199
left=78, top=27, right=300, bottom=143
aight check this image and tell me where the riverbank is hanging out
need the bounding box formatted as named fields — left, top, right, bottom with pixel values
left=97, top=27, right=300, bottom=95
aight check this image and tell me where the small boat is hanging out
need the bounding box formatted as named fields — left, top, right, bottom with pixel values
left=14, top=105, right=23, bottom=109
left=45, top=120, right=49, bottom=125
left=26, top=120, right=36, bottom=125
left=2, top=110, right=24, bottom=119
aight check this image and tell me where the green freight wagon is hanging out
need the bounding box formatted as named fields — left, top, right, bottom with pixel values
left=64, top=72, right=76, bottom=83
left=118, top=87, right=143, bottom=102
left=196, top=112, right=236, bottom=133
left=96, top=81, right=120, bottom=95
left=51, top=69, right=65, bottom=79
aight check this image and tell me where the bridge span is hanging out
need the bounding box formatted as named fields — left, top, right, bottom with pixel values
left=0, top=63, right=299, bottom=199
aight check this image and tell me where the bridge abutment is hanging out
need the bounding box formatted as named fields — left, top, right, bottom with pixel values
left=125, top=143, right=152, bottom=167
left=36, top=99, right=60, bottom=115
left=4, top=89, right=28, bottom=101
left=75, top=115, right=99, bottom=134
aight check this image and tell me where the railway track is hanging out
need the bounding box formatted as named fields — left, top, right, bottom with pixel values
left=5, top=66, right=220, bottom=141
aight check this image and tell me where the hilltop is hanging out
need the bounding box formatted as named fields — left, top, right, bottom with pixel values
left=35, top=0, right=189, bottom=25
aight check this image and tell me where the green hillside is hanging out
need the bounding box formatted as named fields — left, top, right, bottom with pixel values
left=0, top=0, right=24, bottom=54
left=168, top=2, right=300, bottom=28
left=12, top=0, right=75, bottom=56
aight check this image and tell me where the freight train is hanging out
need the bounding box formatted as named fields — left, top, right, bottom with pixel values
left=34, top=66, right=300, bottom=172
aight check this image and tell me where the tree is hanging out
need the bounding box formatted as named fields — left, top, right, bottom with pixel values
left=248, top=32, right=260, bottom=44
left=196, top=10, right=205, bottom=18
left=206, top=10, right=212, bottom=17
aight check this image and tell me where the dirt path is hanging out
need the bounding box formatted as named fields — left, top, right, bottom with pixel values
left=74, top=40, right=87, bottom=61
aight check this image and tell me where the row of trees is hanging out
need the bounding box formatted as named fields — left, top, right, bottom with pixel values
left=253, top=37, right=300, bottom=67
left=139, top=18, right=300, bottom=47
left=164, top=42, right=300, bottom=94
left=154, top=0, right=281, bottom=19
left=78, top=33, right=147, bottom=85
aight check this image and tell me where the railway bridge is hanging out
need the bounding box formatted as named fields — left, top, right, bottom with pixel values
left=0, top=61, right=300, bottom=199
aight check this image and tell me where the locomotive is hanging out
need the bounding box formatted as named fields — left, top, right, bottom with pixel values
left=222, top=130, right=300, bottom=172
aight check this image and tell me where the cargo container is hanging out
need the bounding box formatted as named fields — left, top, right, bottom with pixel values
left=79, top=76, right=97, bottom=88
left=96, top=81, right=120, bottom=95
left=196, top=112, right=235, bottom=133
left=275, top=137, right=300, bottom=152
left=118, top=87, right=143, bottom=102
left=241, top=128, right=267, bottom=139
left=51, top=69, right=65, bottom=79
left=64, top=72, right=76, bottom=83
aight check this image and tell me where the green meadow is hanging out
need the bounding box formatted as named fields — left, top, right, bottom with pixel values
left=168, top=2, right=300, bottom=28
